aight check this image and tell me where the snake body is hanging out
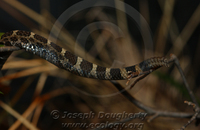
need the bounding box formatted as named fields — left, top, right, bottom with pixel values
left=0, top=30, right=168, bottom=80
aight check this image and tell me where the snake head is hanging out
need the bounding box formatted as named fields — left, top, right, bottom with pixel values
left=140, top=57, right=168, bottom=71
left=126, top=57, right=168, bottom=85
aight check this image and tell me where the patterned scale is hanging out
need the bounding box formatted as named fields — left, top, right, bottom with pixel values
left=0, top=30, right=168, bottom=80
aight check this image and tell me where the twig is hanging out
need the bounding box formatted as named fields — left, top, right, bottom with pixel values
left=179, top=101, right=200, bottom=130
left=129, top=55, right=174, bottom=89
left=94, top=80, right=199, bottom=130
left=111, top=80, right=155, bottom=113
left=0, top=44, right=198, bottom=129
left=129, top=54, right=197, bottom=106
left=113, top=80, right=199, bottom=118
left=0, top=46, right=20, bottom=52
left=0, top=51, right=13, bottom=70
left=129, top=73, right=149, bottom=89
left=170, top=54, right=198, bottom=106
left=0, top=46, right=20, bottom=70
left=94, top=54, right=199, bottom=130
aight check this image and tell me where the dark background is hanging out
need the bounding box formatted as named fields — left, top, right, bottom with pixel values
left=0, top=0, right=200, bottom=130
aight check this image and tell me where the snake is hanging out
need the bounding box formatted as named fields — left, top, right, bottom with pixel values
left=0, top=30, right=168, bottom=82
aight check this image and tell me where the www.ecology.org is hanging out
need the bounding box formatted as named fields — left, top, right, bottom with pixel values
left=61, top=122, right=144, bottom=130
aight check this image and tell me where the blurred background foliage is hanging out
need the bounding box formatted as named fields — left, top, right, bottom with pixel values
left=0, top=0, right=200, bottom=129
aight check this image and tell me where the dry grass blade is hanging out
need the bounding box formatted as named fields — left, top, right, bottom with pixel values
left=2, top=59, right=45, bottom=69
left=4, top=1, right=48, bottom=28
left=32, top=72, right=48, bottom=99
left=0, top=65, right=57, bottom=83
left=171, top=4, right=200, bottom=56
left=0, top=100, right=38, bottom=130
left=0, top=1, right=199, bottom=130
left=10, top=87, right=75, bottom=129
left=0, top=76, right=36, bottom=123
left=155, top=0, right=175, bottom=55
left=32, top=103, right=44, bottom=126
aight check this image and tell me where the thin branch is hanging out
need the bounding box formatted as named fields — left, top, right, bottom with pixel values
left=179, top=101, right=200, bottom=130
left=170, top=54, right=198, bottom=106
left=129, top=55, right=174, bottom=89
left=111, top=80, right=155, bottom=113
left=0, top=44, right=198, bottom=130
left=129, top=73, right=150, bottom=89
left=94, top=54, right=199, bottom=130
left=0, top=46, right=20, bottom=52
left=94, top=80, right=199, bottom=130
